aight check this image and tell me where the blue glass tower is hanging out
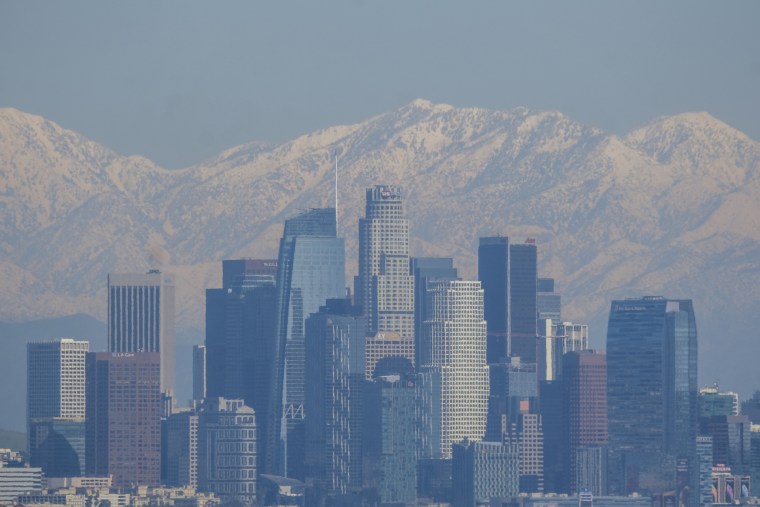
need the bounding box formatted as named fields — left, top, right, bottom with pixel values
left=606, top=296, right=698, bottom=505
left=273, top=208, right=345, bottom=479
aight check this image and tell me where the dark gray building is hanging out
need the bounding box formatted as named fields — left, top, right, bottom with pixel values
left=508, top=241, right=537, bottom=363
left=304, top=298, right=366, bottom=498
left=452, top=439, right=519, bottom=507
left=606, top=297, right=698, bottom=505
left=478, top=236, right=509, bottom=364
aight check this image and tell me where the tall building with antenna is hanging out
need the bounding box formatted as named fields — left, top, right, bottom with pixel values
left=273, top=208, right=345, bottom=479
left=355, top=185, right=415, bottom=370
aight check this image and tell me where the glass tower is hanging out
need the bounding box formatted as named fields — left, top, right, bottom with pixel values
left=273, top=208, right=345, bottom=479
left=606, top=297, right=698, bottom=505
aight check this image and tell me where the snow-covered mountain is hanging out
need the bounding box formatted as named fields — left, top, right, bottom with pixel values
left=1, top=100, right=758, bottom=393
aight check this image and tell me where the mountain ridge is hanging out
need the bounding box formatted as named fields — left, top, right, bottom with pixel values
left=1, top=101, right=758, bottom=395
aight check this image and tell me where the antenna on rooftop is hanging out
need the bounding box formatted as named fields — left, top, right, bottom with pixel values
left=335, top=151, right=339, bottom=235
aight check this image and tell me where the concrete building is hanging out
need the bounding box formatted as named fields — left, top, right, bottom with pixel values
left=192, top=345, right=206, bottom=403
left=85, top=352, right=162, bottom=487
left=356, top=186, right=415, bottom=367
left=452, top=439, right=519, bottom=507
left=27, top=339, right=88, bottom=477
left=107, top=271, right=175, bottom=396
left=0, top=465, right=43, bottom=505
left=165, top=411, right=199, bottom=488
left=197, top=398, right=256, bottom=506
left=421, top=280, right=488, bottom=459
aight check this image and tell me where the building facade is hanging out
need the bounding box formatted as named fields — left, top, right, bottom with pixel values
left=606, top=297, right=698, bottom=505
left=107, top=271, right=175, bottom=395
left=273, top=208, right=345, bottom=479
left=27, top=339, right=88, bottom=477
left=421, top=280, right=488, bottom=459
left=197, top=398, right=257, bottom=506
left=452, top=439, right=520, bottom=507
left=356, top=186, right=415, bottom=366
left=85, top=352, right=162, bottom=487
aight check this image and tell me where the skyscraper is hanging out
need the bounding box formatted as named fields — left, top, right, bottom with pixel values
left=537, top=277, right=561, bottom=321
left=606, top=297, right=698, bottom=504
left=509, top=241, right=537, bottom=363
left=421, top=280, right=488, bottom=459
left=192, top=344, right=206, bottom=402
left=273, top=208, right=345, bottom=479
left=205, top=259, right=278, bottom=476
left=165, top=410, right=199, bottom=488
left=27, top=339, right=88, bottom=477
left=107, top=271, right=175, bottom=395
left=478, top=236, right=509, bottom=364
left=412, top=257, right=459, bottom=370
left=563, top=350, right=608, bottom=494
left=304, top=298, right=366, bottom=498
left=85, top=352, right=162, bottom=487
left=356, top=185, right=415, bottom=366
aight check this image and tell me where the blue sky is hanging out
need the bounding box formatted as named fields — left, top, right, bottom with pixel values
left=1, top=0, right=758, bottom=168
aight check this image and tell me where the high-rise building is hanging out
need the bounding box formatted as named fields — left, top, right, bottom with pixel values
left=273, top=208, right=345, bottom=479
left=539, top=378, right=567, bottom=494
left=505, top=411, right=545, bottom=493
left=165, top=410, right=199, bottom=488
left=741, top=392, right=760, bottom=424
left=485, top=358, right=538, bottom=442
left=696, top=436, right=713, bottom=507
left=420, top=280, right=488, bottom=459
left=107, top=271, right=175, bottom=395
left=478, top=236, right=509, bottom=364
left=375, top=373, right=419, bottom=505
left=27, top=339, right=88, bottom=478
left=304, top=298, right=366, bottom=497
left=750, top=427, right=760, bottom=500
left=537, top=278, right=561, bottom=322
left=564, top=350, right=608, bottom=494
left=205, top=259, right=278, bottom=475
left=356, top=186, right=415, bottom=366
left=85, top=352, right=162, bottom=487
left=606, top=297, right=698, bottom=504
left=192, top=345, right=206, bottom=402
left=576, top=446, right=607, bottom=496
left=197, top=398, right=257, bottom=506
left=412, top=257, right=458, bottom=370
left=509, top=241, right=537, bottom=363
left=452, top=439, right=520, bottom=507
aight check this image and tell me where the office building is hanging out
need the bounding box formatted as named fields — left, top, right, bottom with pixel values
left=606, top=297, right=698, bottom=504
left=506, top=411, right=545, bottom=493
left=509, top=241, right=537, bottom=363
left=85, top=352, right=162, bottom=487
left=107, top=271, right=175, bottom=395
left=742, top=392, right=760, bottom=424
left=0, top=465, right=43, bottom=505
left=165, top=410, right=199, bottom=488
left=205, top=259, right=277, bottom=475
left=564, top=350, right=607, bottom=494
left=421, top=280, right=488, bottom=459
left=356, top=186, right=415, bottom=366
left=197, top=398, right=257, bottom=506
left=478, top=236, right=510, bottom=364
left=304, top=298, right=366, bottom=496
left=274, top=208, right=345, bottom=479
left=412, top=257, right=458, bottom=370
left=537, top=278, right=561, bottom=321
left=696, top=436, right=713, bottom=507
left=27, top=339, right=88, bottom=477
left=452, top=439, right=520, bottom=507
left=539, top=378, right=567, bottom=494
left=192, top=345, right=206, bottom=402
left=576, top=446, right=607, bottom=496
left=485, top=358, right=538, bottom=442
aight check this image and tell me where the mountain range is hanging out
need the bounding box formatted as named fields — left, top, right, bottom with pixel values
left=1, top=99, right=759, bottom=402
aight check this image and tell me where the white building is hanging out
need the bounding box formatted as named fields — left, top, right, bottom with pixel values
left=0, top=465, right=43, bottom=505
left=356, top=185, right=415, bottom=370
left=421, top=280, right=489, bottom=459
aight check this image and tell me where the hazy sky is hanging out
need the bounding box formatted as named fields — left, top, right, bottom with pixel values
left=1, top=1, right=759, bottom=168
